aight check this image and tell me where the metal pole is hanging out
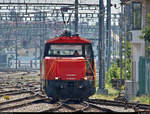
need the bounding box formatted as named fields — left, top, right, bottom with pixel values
left=120, top=0, right=125, bottom=90
left=97, top=0, right=108, bottom=94
left=42, top=13, right=45, bottom=59
left=112, top=30, right=115, bottom=62
left=15, top=13, right=18, bottom=69
left=106, top=0, right=111, bottom=71
left=39, top=24, right=42, bottom=60
left=75, top=0, right=78, bottom=34
left=35, top=41, right=37, bottom=69
left=43, top=13, right=45, bottom=48
left=56, top=10, right=58, bottom=36
left=123, top=3, right=128, bottom=100
left=124, top=4, right=127, bottom=82
left=40, top=37, right=42, bottom=60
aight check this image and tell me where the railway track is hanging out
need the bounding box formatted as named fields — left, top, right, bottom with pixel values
left=0, top=84, right=44, bottom=112
left=88, top=99, right=150, bottom=112
left=40, top=99, right=116, bottom=112
left=0, top=90, right=32, bottom=97
left=0, top=71, right=149, bottom=112
left=0, top=94, right=44, bottom=111
left=79, top=101, right=115, bottom=112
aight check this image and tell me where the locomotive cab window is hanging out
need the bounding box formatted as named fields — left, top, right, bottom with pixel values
left=84, top=44, right=94, bottom=76
left=44, top=44, right=83, bottom=57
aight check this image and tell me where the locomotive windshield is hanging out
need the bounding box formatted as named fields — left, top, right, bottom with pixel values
left=44, top=44, right=93, bottom=57
left=49, top=45, right=82, bottom=56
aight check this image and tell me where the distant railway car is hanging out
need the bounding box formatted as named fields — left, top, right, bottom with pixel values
left=40, top=31, right=96, bottom=100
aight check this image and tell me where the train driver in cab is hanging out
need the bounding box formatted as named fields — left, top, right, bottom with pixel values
left=73, top=50, right=79, bottom=56
left=56, top=51, right=60, bottom=55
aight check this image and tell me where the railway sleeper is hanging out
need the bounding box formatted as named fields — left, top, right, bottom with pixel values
left=0, top=90, right=32, bottom=97
left=0, top=96, right=45, bottom=112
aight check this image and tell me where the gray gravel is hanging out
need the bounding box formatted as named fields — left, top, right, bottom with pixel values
left=94, top=104, right=135, bottom=112
left=0, top=71, right=136, bottom=112
left=0, top=93, right=33, bottom=102
left=3, top=103, right=57, bottom=112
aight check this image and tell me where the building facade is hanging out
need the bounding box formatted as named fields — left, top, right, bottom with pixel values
left=125, top=0, right=150, bottom=96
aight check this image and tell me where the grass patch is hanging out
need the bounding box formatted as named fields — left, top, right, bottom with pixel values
left=132, top=95, right=150, bottom=104
left=90, top=83, right=120, bottom=100
left=91, top=82, right=150, bottom=104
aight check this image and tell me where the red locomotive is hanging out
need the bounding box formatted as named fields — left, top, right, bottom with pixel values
left=40, top=31, right=96, bottom=100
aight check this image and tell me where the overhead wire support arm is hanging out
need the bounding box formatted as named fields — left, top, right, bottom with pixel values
left=61, top=6, right=74, bottom=30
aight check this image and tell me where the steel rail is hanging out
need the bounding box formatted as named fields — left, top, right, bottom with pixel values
left=0, top=94, right=37, bottom=106
left=0, top=90, right=21, bottom=95
left=62, top=103, right=77, bottom=111
left=40, top=101, right=63, bottom=112
left=88, top=99, right=150, bottom=111
left=40, top=99, right=78, bottom=112
left=83, top=101, right=115, bottom=112
left=0, top=96, right=46, bottom=112
left=41, top=99, right=115, bottom=112
left=0, top=90, right=32, bottom=97
left=72, top=101, right=89, bottom=112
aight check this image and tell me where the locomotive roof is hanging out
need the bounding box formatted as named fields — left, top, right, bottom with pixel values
left=46, top=36, right=91, bottom=44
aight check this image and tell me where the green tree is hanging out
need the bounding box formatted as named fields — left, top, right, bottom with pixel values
left=140, top=13, right=150, bottom=56
left=106, top=41, right=131, bottom=84
left=140, top=14, right=150, bottom=42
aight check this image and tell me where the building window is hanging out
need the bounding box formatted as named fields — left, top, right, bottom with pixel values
left=125, top=3, right=132, bottom=31
left=132, top=2, right=142, bottom=30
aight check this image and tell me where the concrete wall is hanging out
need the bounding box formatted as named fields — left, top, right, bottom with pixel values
left=125, top=0, right=145, bottom=96
left=125, top=0, right=150, bottom=98
left=130, top=30, right=145, bottom=82
left=142, top=0, right=150, bottom=28
left=130, top=31, right=145, bottom=95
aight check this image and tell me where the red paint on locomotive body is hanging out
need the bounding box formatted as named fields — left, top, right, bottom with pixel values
left=46, top=36, right=91, bottom=44
left=44, top=57, right=57, bottom=80
left=40, top=32, right=96, bottom=99
left=44, top=57, right=86, bottom=81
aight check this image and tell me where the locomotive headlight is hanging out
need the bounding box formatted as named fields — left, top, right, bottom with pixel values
left=60, top=85, right=64, bottom=89
left=79, top=85, right=83, bottom=88
left=55, top=77, right=59, bottom=80
left=84, top=77, right=87, bottom=80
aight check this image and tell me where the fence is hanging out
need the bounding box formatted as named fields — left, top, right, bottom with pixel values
left=10, top=57, right=40, bottom=70
left=138, top=56, right=150, bottom=96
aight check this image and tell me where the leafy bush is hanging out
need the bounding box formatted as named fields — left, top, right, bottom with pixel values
left=140, top=13, right=150, bottom=56
left=106, top=41, right=131, bottom=84
left=140, top=14, right=150, bottom=41
left=106, top=63, right=120, bottom=83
